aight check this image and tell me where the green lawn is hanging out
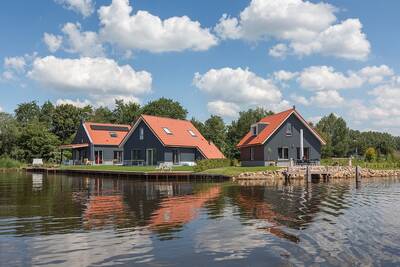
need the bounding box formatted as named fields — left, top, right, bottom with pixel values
left=200, top=166, right=281, bottom=176
left=61, top=165, right=195, bottom=172
left=59, top=164, right=281, bottom=177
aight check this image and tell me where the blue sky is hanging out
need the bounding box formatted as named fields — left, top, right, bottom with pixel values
left=1, top=0, right=400, bottom=134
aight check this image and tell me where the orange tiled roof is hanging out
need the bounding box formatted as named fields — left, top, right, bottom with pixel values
left=139, top=115, right=225, bottom=159
left=84, top=122, right=131, bottom=146
left=237, top=108, right=325, bottom=148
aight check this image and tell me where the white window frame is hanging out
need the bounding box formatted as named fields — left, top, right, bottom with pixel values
left=278, top=147, right=289, bottom=160
left=286, top=123, right=292, bottom=136
left=163, top=127, right=172, bottom=135
left=139, top=127, right=144, bottom=140
left=188, top=130, right=197, bottom=137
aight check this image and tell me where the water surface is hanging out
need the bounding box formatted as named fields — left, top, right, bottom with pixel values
left=1, top=172, right=400, bottom=266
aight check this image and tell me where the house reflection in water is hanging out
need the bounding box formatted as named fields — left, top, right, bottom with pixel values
left=82, top=178, right=132, bottom=230
left=149, top=186, right=221, bottom=234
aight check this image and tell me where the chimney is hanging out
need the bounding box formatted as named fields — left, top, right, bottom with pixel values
left=293, top=105, right=296, bottom=110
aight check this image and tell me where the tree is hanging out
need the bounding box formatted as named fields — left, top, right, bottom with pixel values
left=141, top=97, right=187, bottom=120
left=39, top=101, right=55, bottom=129
left=91, top=106, right=114, bottom=123
left=316, top=114, right=350, bottom=158
left=365, top=147, right=377, bottom=162
left=190, top=117, right=206, bottom=137
left=112, top=99, right=141, bottom=124
left=0, top=112, right=20, bottom=158
left=226, top=108, right=273, bottom=159
left=17, top=121, right=60, bottom=162
left=15, top=101, right=41, bottom=126
left=203, top=115, right=227, bottom=153
left=51, top=104, right=86, bottom=143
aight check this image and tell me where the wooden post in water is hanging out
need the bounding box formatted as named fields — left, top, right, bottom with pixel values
left=356, top=165, right=361, bottom=183
left=306, top=166, right=311, bottom=183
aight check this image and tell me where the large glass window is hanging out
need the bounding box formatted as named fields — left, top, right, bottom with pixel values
left=278, top=147, right=289, bottom=160
left=132, top=149, right=141, bottom=160
left=113, top=151, right=123, bottom=163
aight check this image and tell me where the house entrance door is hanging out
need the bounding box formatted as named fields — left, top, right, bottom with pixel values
left=172, top=150, right=179, bottom=164
left=95, top=151, right=103, bottom=164
left=146, top=149, right=154, bottom=166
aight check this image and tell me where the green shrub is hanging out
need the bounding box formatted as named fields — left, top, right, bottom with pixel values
left=194, top=158, right=231, bottom=172
left=365, top=147, right=377, bottom=162
left=0, top=157, right=22, bottom=168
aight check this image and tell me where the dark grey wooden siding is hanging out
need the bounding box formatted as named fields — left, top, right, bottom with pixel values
left=240, top=113, right=322, bottom=165
left=264, top=114, right=321, bottom=161
left=72, top=123, right=92, bottom=161
left=123, top=120, right=202, bottom=165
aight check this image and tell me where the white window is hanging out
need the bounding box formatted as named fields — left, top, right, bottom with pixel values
left=163, top=127, right=172, bottom=135
left=286, top=123, right=292, bottom=136
left=188, top=130, right=197, bottom=137
left=139, top=127, right=144, bottom=140
left=252, top=126, right=257, bottom=136
left=250, top=147, right=255, bottom=161
left=278, top=147, right=289, bottom=160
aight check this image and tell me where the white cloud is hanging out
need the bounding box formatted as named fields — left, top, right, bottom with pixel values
left=290, top=93, right=309, bottom=106
left=358, top=65, right=394, bottom=84
left=207, top=101, right=240, bottom=118
left=194, top=67, right=291, bottom=118
left=55, top=0, right=94, bottom=18
left=98, top=0, right=217, bottom=53
left=194, top=67, right=282, bottom=104
left=1, top=71, right=15, bottom=81
left=61, top=22, right=104, bottom=57
left=4, top=56, right=26, bottom=72
left=310, top=90, right=344, bottom=108
left=291, top=19, right=370, bottom=60
left=43, top=33, right=63, bottom=53
left=269, top=43, right=289, bottom=58
left=0, top=105, right=3, bottom=112
left=28, top=56, right=152, bottom=102
left=308, top=116, right=322, bottom=124
left=273, top=70, right=298, bottom=81
left=215, top=0, right=370, bottom=60
left=298, top=66, right=363, bottom=91
left=56, top=98, right=92, bottom=107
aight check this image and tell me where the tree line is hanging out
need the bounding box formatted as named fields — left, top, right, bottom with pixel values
left=1, top=98, right=399, bottom=163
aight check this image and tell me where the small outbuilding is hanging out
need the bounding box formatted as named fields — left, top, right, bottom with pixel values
left=61, top=122, right=131, bottom=165
left=237, top=107, right=326, bottom=167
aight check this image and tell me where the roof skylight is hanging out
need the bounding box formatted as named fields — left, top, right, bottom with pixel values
left=109, top=132, right=118, bottom=138
left=188, top=130, right=197, bottom=137
left=163, top=127, right=173, bottom=135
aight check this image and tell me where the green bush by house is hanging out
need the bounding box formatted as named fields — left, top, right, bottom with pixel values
left=194, top=158, right=232, bottom=172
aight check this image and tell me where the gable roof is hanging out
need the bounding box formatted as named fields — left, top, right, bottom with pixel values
left=83, top=122, right=131, bottom=146
left=237, top=108, right=326, bottom=148
left=121, top=115, right=225, bottom=159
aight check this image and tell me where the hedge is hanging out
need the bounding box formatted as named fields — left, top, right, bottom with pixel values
left=0, top=157, right=22, bottom=169
left=194, top=158, right=232, bottom=172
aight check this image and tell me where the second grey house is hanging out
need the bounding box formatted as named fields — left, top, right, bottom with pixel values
left=237, top=107, right=326, bottom=166
left=120, top=115, right=225, bottom=166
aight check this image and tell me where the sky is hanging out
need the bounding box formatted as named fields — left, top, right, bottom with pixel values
left=1, top=0, right=400, bottom=134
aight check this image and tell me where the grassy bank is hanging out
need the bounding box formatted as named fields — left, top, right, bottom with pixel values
left=60, top=164, right=281, bottom=177
left=0, top=157, right=23, bottom=169
left=61, top=165, right=195, bottom=172
left=321, top=158, right=400, bottom=170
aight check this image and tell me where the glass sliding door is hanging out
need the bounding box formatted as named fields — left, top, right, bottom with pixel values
left=146, top=149, right=155, bottom=166
left=95, top=151, right=103, bottom=164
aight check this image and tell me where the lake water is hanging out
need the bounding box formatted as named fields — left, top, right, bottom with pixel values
left=1, top=172, right=400, bottom=267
